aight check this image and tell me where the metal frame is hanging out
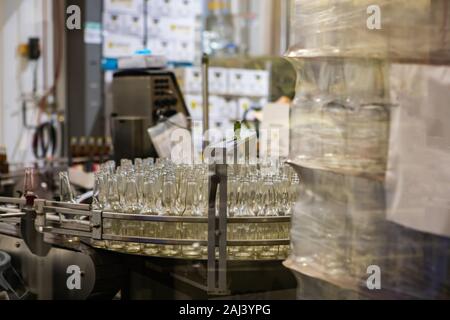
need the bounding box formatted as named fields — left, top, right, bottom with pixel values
left=33, top=202, right=289, bottom=245
left=1, top=195, right=289, bottom=296
left=207, top=159, right=228, bottom=294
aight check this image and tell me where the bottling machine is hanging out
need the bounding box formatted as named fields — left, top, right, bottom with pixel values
left=111, top=69, right=190, bottom=161
left=0, top=139, right=296, bottom=300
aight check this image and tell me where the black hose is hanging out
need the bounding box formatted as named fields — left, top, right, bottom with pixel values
left=32, top=122, right=57, bottom=159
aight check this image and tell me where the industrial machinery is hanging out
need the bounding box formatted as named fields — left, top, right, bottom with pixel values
left=0, top=139, right=296, bottom=300
left=0, top=196, right=126, bottom=300
left=111, top=69, right=190, bottom=161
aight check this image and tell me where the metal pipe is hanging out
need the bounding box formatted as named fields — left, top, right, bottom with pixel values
left=45, top=214, right=91, bottom=226
left=43, top=206, right=91, bottom=217
left=0, top=207, right=21, bottom=213
left=0, top=213, right=26, bottom=219
left=0, top=197, right=26, bottom=205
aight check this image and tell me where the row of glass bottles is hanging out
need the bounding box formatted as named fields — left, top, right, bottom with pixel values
left=89, top=158, right=298, bottom=259
left=92, top=158, right=208, bottom=216
left=92, top=158, right=299, bottom=218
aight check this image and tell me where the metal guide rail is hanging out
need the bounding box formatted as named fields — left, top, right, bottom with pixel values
left=1, top=197, right=290, bottom=295
left=29, top=200, right=290, bottom=248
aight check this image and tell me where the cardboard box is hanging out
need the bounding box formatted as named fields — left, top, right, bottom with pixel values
left=227, top=69, right=247, bottom=96
left=226, top=99, right=239, bottom=121
left=147, top=17, right=163, bottom=37
left=103, top=13, right=124, bottom=33
left=174, top=40, right=196, bottom=63
left=209, top=68, right=228, bottom=95
left=103, top=34, right=143, bottom=58
left=183, top=67, right=202, bottom=93
left=162, top=18, right=196, bottom=42
left=104, top=0, right=143, bottom=15
left=171, top=0, right=202, bottom=17
left=147, top=0, right=172, bottom=17
left=123, top=14, right=145, bottom=37
left=185, top=94, right=202, bottom=121
left=237, top=98, right=253, bottom=121
left=245, top=70, right=270, bottom=97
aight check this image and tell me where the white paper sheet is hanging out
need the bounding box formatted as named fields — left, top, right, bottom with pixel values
left=260, top=103, right=291, bottom=159
left=147, top=113, right=188, bottom=159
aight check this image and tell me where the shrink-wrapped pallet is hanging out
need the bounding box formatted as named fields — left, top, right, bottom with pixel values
left=288, top=0, right=450, bottom=63
left=286, top=0, right=450, bottom=299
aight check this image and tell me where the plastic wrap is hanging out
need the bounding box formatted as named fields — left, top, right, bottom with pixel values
left=285, top=0, right=450, bottom=299
left=287, top=61, right=450, bottom=298
left=287, top=0, right=450, bottom=63
left=288, top=57, right=391, bottom=177
left=287, top=163, right=450, bottom=299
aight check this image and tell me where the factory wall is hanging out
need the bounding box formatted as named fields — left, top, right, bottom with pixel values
left=0, top=0, right=53, bottom=164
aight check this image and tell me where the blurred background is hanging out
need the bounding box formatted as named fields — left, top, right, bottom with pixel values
left=0, top=0, right=295, bottom=197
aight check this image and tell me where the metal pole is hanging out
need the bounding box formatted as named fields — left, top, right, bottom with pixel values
left=280, top=0, right=291, bottom=55
left=217, top=162, right=228, bottom=294
left=207, top=163, right=218, bottom=293
left=202, top=53, right=210, bottom=151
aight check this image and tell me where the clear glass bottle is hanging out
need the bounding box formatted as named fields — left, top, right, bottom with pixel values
left=182, top=173, right=204, bottom=258
left=259, top=175, right=280, bottom=259
left=91, top=173, right=107, bottom=248
left=59, top=172, right=75, bottom=203
left=160, top=174, right=181, bottom=257
left=122, top=176, right=142, bottom=253
left=142, top=176, right=159, bottom=256
left=232, top=170, right=257, bottom=259
left=104, top=173, right=125, bottom=251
